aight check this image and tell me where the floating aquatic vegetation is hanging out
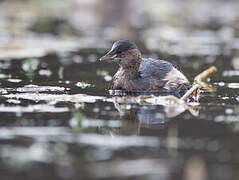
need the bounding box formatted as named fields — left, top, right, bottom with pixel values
left=227, top=83, right=239, bottom=89
left=16, top=85, right=65, bottom=93
left=75, top=82, right=95, bottom=89
left=4, top=93, right=105, bottom=103
left=22, top=58, right=39, bottom=79
left=0, top=85, right=66, bottom=95
left=7, top=79, right=22, bottom=83
left=38, top=69, right=52, bottom=76
left=0, top=104, right=68, bottom=113
left=6, top=99, right=21, bottom=104
left=58, top=66, right=64, bottom=79
left=216, top=82, right=226, bottom=87
left=2, top=91, right=198, bottom=117
left=22, top=58, right=39, bottom=72
left=1, top=66, right=217, bottom=119
left=0, top=88, right=8, bottom=94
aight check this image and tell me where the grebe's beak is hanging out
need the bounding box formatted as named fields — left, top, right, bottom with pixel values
left=99, top=50, right=117, bottom=61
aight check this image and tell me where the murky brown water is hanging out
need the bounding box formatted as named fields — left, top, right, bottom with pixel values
left=0, top=0, right=239, bottom=180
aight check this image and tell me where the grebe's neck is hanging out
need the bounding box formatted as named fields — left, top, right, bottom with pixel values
left=118, top=48, right=141, bottom=79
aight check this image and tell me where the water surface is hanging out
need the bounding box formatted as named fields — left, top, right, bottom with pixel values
left=0, top=0, right=239, bottom=180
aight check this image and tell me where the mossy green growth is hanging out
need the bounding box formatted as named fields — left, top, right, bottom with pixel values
left=71, top=111, right=86, bottom=133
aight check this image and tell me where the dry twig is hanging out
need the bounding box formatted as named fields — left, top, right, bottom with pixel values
left=181, top=66, right=217, bottom=101
left=181, top=84, right=200, bottom=101
left=194, top=66, right=217, bottom=82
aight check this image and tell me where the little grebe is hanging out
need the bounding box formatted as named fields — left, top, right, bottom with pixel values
left=100, top=40, right=190, bottom=91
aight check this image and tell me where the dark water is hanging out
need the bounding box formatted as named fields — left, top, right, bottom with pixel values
left=0, top=50, right=238, bottom=180
left=1, top=0, right=239, bottom=180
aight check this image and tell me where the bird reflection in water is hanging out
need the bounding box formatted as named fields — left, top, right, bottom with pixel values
left=98, top=95, right=199, bottom=136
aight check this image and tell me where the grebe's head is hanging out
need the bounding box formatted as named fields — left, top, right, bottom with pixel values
left=100, top=40, right=141, bottom=68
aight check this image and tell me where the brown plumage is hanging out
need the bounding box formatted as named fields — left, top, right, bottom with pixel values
left=100, top=40, right=190, bottom=92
